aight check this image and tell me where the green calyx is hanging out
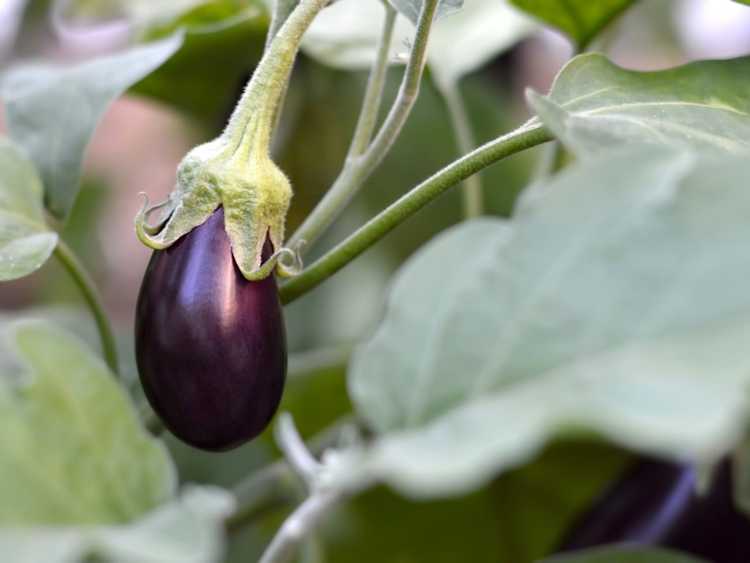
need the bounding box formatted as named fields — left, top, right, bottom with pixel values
left=134, top=0, right=330, bottom=280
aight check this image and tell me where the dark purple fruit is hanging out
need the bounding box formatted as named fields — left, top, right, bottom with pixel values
left=557, top=458, right=750, bottom=563
left=135, top=207, right=286, bottom=451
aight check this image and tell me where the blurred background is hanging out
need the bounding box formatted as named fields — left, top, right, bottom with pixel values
left=1, top=0, right=750, bottom=561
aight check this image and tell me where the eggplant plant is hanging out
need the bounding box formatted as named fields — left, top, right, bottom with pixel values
left=2, top=0, right=750, bottom=562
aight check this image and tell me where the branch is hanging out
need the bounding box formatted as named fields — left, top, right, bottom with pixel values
left=53, top=240, right=119, bottom=375
left=259, top=489, right=344, bottom=563
left=227, top=417, right=353, bottom=531
left=347, top=3, right=398, bottom=157
left=287, top=0, right=440, bottom=251
left=276, top=412, right=320, bottom=487
left=280, top=123, right=552, bottom=303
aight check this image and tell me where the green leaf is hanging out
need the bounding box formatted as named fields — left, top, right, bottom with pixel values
left=508, top=0, right=634, bottom=49
left=389, top=0, right=463, bottom=26
left=527, top=54, right=750, bottom=157
left=427, top=0, right=534, bottom=86
left=0, top=138, right=58, bottom=281
left=301, top=0, right=411, bottom=69
left=0, top=486, right=234, bottom=563
left=541, top=545, right=709, bottom=563
left=0, top=318, right=175, bottom=523
left=1, top=33, right=183, bottom=220
left=337, top=147, right=750, bottom=498
left=302, top=0, right=531, bottom=78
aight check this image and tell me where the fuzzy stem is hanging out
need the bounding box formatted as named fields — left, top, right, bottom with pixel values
left=347, top=3, right=397, bottom=157
left=223, top=0, right=329, bottom=156
left=287, top=0, right=439, bottom=251
left=280, top=124, right=552, bottom=303
left=54, top=240, right=119, bottom=375
left=227, top=418, right=352, bottom=531
left=259, top=490, right=344, bottom=563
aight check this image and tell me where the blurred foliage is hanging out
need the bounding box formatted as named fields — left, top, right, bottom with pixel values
left=5, top=1, right=713, bottom=562
left=223, top=441, right=629, bottom=563
left=135, top=0, right=268, bottom=127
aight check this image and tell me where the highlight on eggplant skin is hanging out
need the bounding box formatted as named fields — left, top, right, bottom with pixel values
left=135, top=207, right=287, bottom=451
left=556, top=458, right=750, bottom=563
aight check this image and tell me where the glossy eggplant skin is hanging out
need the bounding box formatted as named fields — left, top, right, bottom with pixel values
left=135, top=207, right=286, bottom=451
left=557, top=458, right=750, bottom=563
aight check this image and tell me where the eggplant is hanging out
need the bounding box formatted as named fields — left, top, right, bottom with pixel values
left=557, top=458, right=750, bottom=562
left=135, top=207, right=286, bottom=451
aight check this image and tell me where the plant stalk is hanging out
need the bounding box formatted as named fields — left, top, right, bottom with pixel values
left=287, top=0, right=440, bottom=251
left=347, top=3, right=398, bottom=157
left=224, top=0, right=330, bottom=156
left=280, top=123, right=552, bottom=304
left=54, top=240, right=119, bottom=375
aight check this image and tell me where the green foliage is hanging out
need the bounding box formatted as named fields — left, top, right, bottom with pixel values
left=5, top=1, right=750, bottom=561
left=0, top=319, right=175, bottom=523
left=0, top=139, right=57, bottom=281
left=342, top=147, right=750, bottom=498
left=135, top=1, right=268, bottom=125
left=528, top=54, right=750, bottom=157
left=54, top=0, right=212, bottom=28
left=509, top=0, right=634, bottom=49
left=0, top=318, right=235, bottom=561
left=0, top=486, right=234, bottom=563
left=1, top=33, right=183, bottom=220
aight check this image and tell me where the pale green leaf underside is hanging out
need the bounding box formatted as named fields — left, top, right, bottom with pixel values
left=0, top=139, right=57, bottom=281
left=0, top=486, right=234, bottom=563
left=0, top=319, right=175, bottom=525
left=302, top=0, right=532, bottom=79
left=344, top=147, right=750, bottom=498
left=389, top=0, right=463, bottom=26
left=1, top=33, right=183, bottom=220
left=509, top=0, right=634, bottom=48
left=542, top=545, right=708, bottom=563
left=528, top=54, right=750, bottom=156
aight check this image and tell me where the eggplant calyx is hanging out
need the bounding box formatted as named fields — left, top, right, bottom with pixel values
left=134, top=0, right=330, bottom=280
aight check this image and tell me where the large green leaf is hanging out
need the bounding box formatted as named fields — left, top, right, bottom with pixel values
left=1, top=33, right=183, bottom=220
left=542, top=546, right=707, bottom=563
left=0, top=138, right=58, bottom=281
left=509, top=0, right=634, bottom=49
left=527, top=54, right=750, bottom=157
left=0, top=318, right=175, bottom=523
left=0, top=486, right=234, bottom=563
left=0, top=319, right=235, bottom=560
left=335, top=147, right=750, bottom=498
left=427, top=0, right=534, bottom=87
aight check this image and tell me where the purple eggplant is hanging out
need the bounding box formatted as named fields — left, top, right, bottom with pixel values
left=135, top=207, right=286, bottom=451
left=557, top=458, right=750, bottom=562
